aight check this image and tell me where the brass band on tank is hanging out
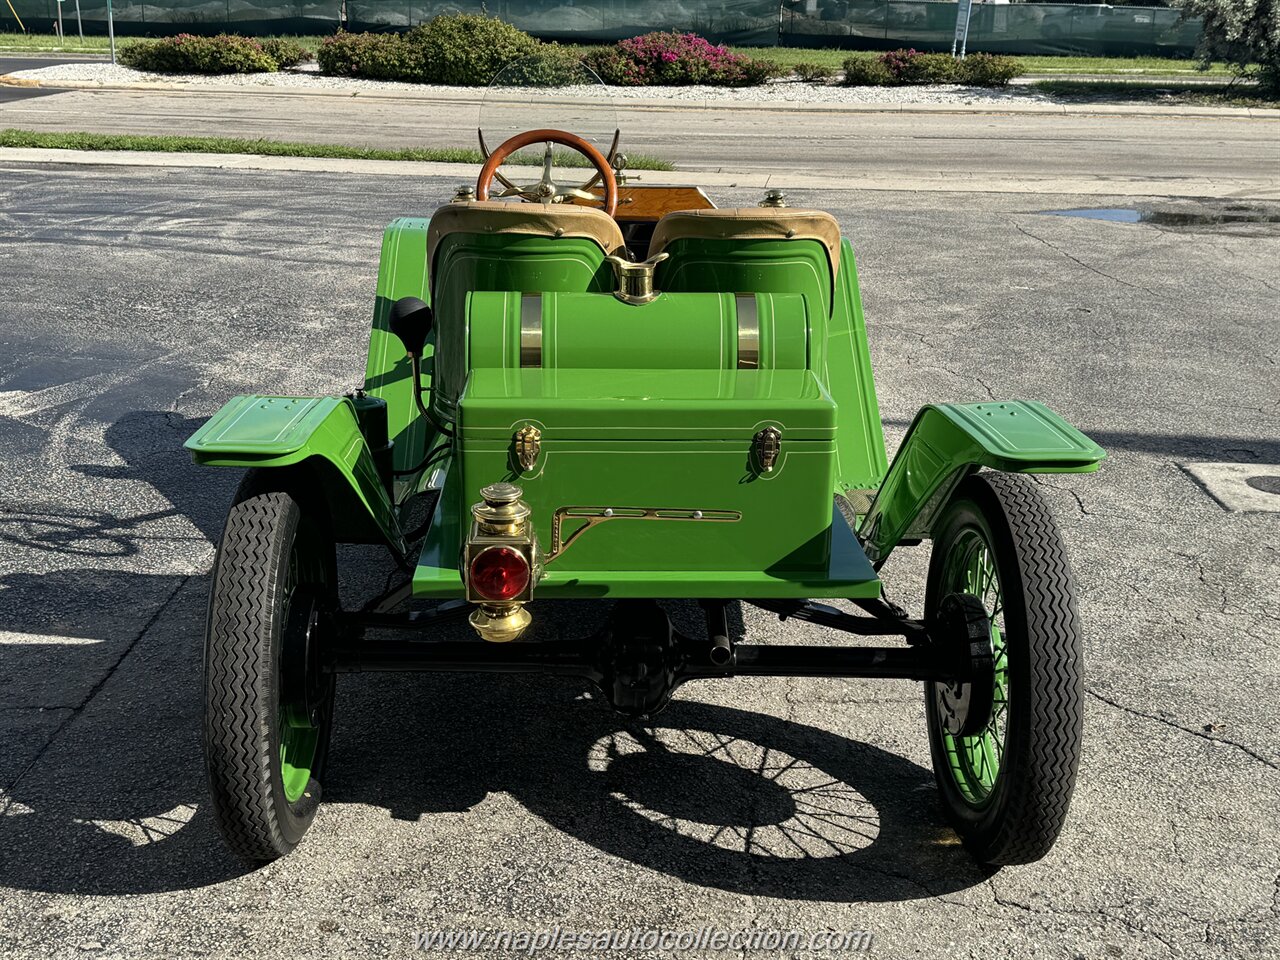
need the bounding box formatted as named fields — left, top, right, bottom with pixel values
left=736, top=294, right=759, bottom=369
left=520, top=293, right=542, bottom=367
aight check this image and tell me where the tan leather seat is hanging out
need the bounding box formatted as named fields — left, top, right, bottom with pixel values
left=427, top=201, right=626, bottom=270
left=648, top=208, right=843, bottom=315
left=648, top=208, right=842, bottom=277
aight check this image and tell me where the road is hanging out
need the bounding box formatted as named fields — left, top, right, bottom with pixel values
left=1, top=86, right=1278, bottom=195
left=0, top=161, right=1277, bottom=958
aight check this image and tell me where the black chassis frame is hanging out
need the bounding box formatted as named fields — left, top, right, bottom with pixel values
left=328, top=588, right=995, bottom=718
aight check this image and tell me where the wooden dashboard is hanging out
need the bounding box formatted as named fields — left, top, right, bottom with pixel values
left=574, top=185, right=716, bottom=223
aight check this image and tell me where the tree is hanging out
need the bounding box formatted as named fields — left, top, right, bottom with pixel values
left=1175, top=0, right=1280, bottom=92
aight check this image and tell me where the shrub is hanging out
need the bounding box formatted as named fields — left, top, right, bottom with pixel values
left=881, top=49, right=958, bottom=84
left=407, top=13, right=540, bottom=85
left=842, top=49, right=1023, bottom=87
left=318, top=15, right=544, bottom=85
left=954, top=52, right=1023, bottom=86
left=258, top=38, right=311, bottom=69
left=793, top=61, right=834, bottom=83
left=585, top=32, right=779, bottom=87
left=119, top=34, right=278, bottom=74
left=841, top=56, right=893, bottom=86
left=491, top=43, right=583, bottom=86
left=317, top=31, right=423, bottom=81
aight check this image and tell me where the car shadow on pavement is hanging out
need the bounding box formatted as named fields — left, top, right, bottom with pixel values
left=0, top=567, right=253, bottom=895
left=329, top=599, right=988, bottom=904
left=0, top=410, right=985, bottom=901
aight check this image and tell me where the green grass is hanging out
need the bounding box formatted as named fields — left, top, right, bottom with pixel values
left=0, top=31, right=325, bottom=54
left=0, top=129, right=676, bottom=168
left=1030, top=79, right=1277, bottom=108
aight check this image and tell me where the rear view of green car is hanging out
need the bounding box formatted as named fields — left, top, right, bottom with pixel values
left=187, top=63, right=1104, bottom=869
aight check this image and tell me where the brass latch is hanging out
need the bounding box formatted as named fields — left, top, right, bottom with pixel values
left=514, top=424, right=541, bottom=472
left=754, top=426, right=781, bottom=473
left=604, top=252, right=669, bottom=306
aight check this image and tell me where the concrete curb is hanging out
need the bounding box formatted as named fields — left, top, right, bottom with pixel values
left=4, top=147, right=1278, bottom=200
left=1, top=74, right=1275, bottom=120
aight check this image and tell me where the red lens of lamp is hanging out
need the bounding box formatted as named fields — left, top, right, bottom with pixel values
left=469, top=546, right=530, bottom=601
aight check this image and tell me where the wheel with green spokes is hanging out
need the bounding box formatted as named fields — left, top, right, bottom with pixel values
left=204, top=473, right=337, bottom=864
left=924, top=472, right=1083, bottom=866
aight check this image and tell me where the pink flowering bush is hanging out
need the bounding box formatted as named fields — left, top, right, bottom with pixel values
left=586, top=33, right=779, bottom=87
left=119, top=34, right=281, bottom=74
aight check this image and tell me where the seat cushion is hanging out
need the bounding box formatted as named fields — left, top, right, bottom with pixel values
left=427, top=200, right=626, bottom=271
left=648, top=208, right=842, bottom=317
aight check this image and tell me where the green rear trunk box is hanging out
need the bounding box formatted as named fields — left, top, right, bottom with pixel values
left=458, top=368, right=838, bottom=574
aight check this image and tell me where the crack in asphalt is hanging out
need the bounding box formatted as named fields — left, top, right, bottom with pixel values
left=1175, top=550, right=1231, bottom=616
left=1010, top=219, right=1160, bottom=297
left=1031, top=476, right=1192, bottom=528
left=1085, top=687, right=1279, bottom=772
left=0, top=574, right=193, bottom=807
left=990, top=884, right=1197, bottom=954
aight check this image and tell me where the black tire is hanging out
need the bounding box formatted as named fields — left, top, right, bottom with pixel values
left=924, top=471, right=1083, bottom=866
left=204, top=473, right=337, bottom=864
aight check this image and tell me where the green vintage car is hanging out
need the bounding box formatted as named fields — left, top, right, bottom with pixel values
left=188, top=77, right=1104, bottom=868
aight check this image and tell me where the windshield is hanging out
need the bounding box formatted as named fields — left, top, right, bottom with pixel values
left=478, top=57, right=620, bottom=171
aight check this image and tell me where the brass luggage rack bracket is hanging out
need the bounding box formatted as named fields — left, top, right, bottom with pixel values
left=546, top=506, right=742, bottom=564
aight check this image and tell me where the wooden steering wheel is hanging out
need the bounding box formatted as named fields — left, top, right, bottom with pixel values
left=476, top=128, right=618, bottom=218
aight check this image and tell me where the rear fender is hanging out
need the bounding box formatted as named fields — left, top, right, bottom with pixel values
left=860, top=400, right=1104, bottom=564
left=185, top=395, right=406, bottom=554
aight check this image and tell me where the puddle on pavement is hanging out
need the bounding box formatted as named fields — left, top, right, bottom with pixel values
left=1040, top=204, right=1280, bottom=234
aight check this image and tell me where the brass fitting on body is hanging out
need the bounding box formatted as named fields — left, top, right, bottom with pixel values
left=605, top=252, right=669, bottom=306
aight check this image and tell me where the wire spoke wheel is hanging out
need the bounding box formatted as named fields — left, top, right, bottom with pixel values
left=936, top=531, right=1009, bottom=805
left=277, top=536, right=329, bottom=805
left=924, top=472, right=1083, bottom=866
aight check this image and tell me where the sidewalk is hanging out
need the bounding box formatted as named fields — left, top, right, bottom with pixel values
left=4, top=147, right=1278, bottom=200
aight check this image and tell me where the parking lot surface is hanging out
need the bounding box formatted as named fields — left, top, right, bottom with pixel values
left=0, top=163, right=1276, bottom=958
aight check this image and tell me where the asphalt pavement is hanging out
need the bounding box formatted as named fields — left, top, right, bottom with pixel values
left=0, top=163, right=1277, bottom=959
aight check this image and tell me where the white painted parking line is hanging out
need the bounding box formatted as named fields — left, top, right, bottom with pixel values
left=1180, top=462, right=1280, bottom=513
left=0, top=630, right=103, bottom=645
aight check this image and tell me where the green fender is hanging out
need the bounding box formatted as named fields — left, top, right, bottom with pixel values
left=859, top=400, right=1105, bottom=564
left=185, top=395, right=406, bottom=554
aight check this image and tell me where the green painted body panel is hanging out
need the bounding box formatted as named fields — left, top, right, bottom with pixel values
left=414, top=462, right=879, bottom=599
left=460, top=367, right=834, bottom=440
left=457, top=368, right=839, bottom=574
left=467, top=291, right=809, bottom=371
left=656, top=237, right=888, bottom=493
left=184, top=394, right=404, bottom=551
left=860, top=400, right=1106, bottom=564
left=362, top=218, right=436, bottom=478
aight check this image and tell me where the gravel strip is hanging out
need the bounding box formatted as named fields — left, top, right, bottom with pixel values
left=5, top=61, right=1054, bottom=106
